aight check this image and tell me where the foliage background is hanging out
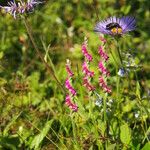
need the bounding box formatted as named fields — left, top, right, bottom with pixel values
left=0, top=0, right=150, bottom=149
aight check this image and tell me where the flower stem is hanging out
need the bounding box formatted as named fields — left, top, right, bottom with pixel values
left=116, top=38, right=123, bottom=67
left=23, top=18, right=65, bottom=94
left=103, top=93, right=107, bottom=122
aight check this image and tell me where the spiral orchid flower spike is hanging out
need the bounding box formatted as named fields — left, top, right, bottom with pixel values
left=65, top=59, right=78, bottom=112
left=81, top=39, right=95, bottom=92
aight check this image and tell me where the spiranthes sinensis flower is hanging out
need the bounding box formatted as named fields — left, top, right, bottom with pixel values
left=81, top=42, right=93, bottom=62
left=94, top=16, right=136, bottom=35
left=99, top=76, right=111, bottom=93
left=65, top=78, right=76, bottom=96
left=0, top=0, right=42, bottom=19
left=99, top=35, right=107, bottom=44
left=82, top=61, right=94, bottom=77
left=98, top=61, right=110, bottom=76
left=83, top=76, right=95, bottom=91
left=65, top=94, right=78, bottom=112
left=66, top=59, right=74, bottom=77
left=98, top=46, right=109, bottom=61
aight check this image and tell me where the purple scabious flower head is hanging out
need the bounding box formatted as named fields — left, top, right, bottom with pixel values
left=0, top=0, right=42, bottom=19
left=26, top=0, right=43, bottom=11
left=94, top=16, right=136, bottom=35
left=0, top=0, right=18, bottom=19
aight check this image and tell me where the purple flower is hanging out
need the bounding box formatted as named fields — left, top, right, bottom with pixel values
left=94, top=16, right=136, bottom=35
left=26, top=0, right=42, bottom=11
left=0, top=0, right=18, bottom=19
left=0, top=0, right=42, bottom=19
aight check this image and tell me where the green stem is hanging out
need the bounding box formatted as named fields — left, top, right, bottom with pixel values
left=103, top=93, right=107, bottom=122
left=23, top=18, right=65, bottom=94
left=109, top=48, right=119, bottom=69
left=117, top=75, right=120, bottom=102
left=116, top=38, right=123, bottom=67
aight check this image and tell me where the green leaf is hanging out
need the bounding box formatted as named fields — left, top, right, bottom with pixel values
left=141, top=142, right=150, bottom=150
left=120, top=123, right=131, bottom=145
left=0, top=52, right=3, bottom=59
left=30, top=120, right=53, bottom=150
left=0, top=136, right=20, bottom=150
left=136, top=81, right=141, bottom=99
left=3, top=111, right=23, bottom=136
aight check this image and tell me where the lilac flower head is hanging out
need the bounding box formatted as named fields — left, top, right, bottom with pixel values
left=94, top=16, right=136, bottom=35
left=26, top=0, right=43, bottom=11
left=0, top=0, right=42, bottom=19
left=0, top=0, right=18, bottom=19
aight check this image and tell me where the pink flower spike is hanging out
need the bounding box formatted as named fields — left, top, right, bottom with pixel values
left=65, top=78, right=76, bottom=96
left=99, top=76, right=106, bottom=87
left=65, top=95, right=78, bottom=112
left=104, top=86, right=112, bottom=93
left=83, top=76, right=95, bottom=91
left=82, top=43, right=93, bottom=62
left=99, top=76, right=111, bottom=93
left=98, top=46, right=109, bottom=61
left=98, top=61, right=110, bottom=76
left=99, top=36, right=107, bottom=44
left=82, top=61, right=94, bottom=77
left=66, top=59, right=74, bottom=77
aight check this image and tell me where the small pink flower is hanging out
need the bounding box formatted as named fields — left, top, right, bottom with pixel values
left=82, top=61, right=94, bottom=77
left=82, top=43, right=93, bottom=62
left=65, top=78, right=76, bottom=96
left=99, top=76, right=111, bottom=93
left=65, top=94, right=78, bottom=112
left=83, top=76, right=95, bottom=91
left=104, top=86, right=111, bottom=93
left=99, top=36, right=107, bottom=44
left=98, top=46, right=109, bottom=61
left=98, top=61, right=110, bottom=76
left=66, top=59, right=74, bottom=77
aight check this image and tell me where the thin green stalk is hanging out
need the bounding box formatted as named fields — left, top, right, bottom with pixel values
left=23, top=18, right=65, bottom=94
left=103, top=93, right=107, bottom=122
left=117, top=75, right=120, bottom=102
left=26, top=119, right=61, bottom=150
left=109, top=47, right=119, bottom=69
left=115, top=38, right=123, bottom=66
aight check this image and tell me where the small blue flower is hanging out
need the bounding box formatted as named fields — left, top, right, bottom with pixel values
left=94, top=16, right=136, bottom=35
left=118, top=68, right=126, bottom=77
left=95, top=98, right=103, bottom=107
